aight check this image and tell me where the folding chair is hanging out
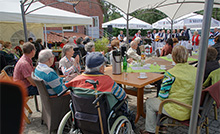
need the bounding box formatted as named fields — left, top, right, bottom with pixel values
left=203, top=68, right=220, bottom=120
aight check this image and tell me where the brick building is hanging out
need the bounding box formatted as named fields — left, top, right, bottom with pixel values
left=39, top=0, right=103, bottom=40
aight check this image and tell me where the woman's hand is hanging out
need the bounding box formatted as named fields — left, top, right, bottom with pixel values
left=101, top=51, right=105, bottom=55
left=75, top=55, right=80, bottom=64
left=127, top=58, right=133, bottom=63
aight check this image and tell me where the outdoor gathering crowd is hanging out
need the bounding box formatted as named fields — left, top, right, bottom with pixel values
left=0, top=26, right=220, bottom=134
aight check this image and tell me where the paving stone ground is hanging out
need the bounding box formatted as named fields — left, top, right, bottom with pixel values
left=24, top=88, right=220, bottom=134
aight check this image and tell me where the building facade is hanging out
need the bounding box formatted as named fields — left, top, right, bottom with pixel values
left=40, top=0, right=103, bottom=39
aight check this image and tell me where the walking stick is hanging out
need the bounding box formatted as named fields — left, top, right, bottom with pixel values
left=85, top=80, right=104, bottom=134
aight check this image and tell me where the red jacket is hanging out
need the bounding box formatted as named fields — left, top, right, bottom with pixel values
left=192, top=35, right=200, bottom=46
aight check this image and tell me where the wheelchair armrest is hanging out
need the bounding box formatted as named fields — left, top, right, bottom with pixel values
left=112, top=99, right=126, bottom=112
left=158, top=99, right=192, bottom=115
left=57, top=88, right=72, bottom=97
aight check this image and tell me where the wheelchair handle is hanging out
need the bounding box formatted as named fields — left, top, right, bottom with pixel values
left=57, top=88, right=72, bottom=97
left=85, top=80, right=99, bottom=89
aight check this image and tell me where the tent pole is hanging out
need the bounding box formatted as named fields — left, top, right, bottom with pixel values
left=44, top=24, right=48, bottom=48
left=62, top=27, right=64, bottom=38
left=188, top=0, right=214, bottom=134
left=171, top=20, right=173, bottom=34
left=126, top=14, right=129, bottom=43
left=92, top=22, right=94, bottom=40
left=20, top=1, right=28, bottom=42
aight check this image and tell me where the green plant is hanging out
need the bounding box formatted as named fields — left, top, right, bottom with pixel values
left=94, top=37, right=109, bottom=53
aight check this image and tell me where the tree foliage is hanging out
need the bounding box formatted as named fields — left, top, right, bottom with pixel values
left=131, top=9, right=167, bottom=24
left=196, top=8, right=220, bottom=21
left=100, top=0, right=122, bottom=23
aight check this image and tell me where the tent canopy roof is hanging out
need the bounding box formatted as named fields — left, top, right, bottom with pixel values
left=152, top=12, right=220, bottom=29
left=0, top=0, right=92, bottom=27
left=105, top=0, right=220, bottom=20
left=102, top=16, right=152, bottom=29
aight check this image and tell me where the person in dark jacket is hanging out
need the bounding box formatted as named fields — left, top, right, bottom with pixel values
left=0, top=43, right=7, bottom=70
left=212, top=35, right=220, bottom=61
left=34, top=38, right=45, bottom=61
left=203, top=47, right=220, bottom=82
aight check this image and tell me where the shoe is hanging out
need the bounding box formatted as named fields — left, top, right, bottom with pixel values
left=159, top=127, right=167, bottom=134
left=140, top=129, right=155, bottom=134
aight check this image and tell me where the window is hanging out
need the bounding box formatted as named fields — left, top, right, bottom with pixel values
left=63, top=26, right=78, bottom=32
left=63, top=26, right=73, bottom=32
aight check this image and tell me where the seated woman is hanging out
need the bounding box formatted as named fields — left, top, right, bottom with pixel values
left=109, top=40, right=120, bottom=64
left=212, top=35, right=220, bottom=61
left=0, top=42, right=19, bottom=65
left=141, top=46, right=197, bottom=134
left=172, top=38, right=180, bottom=47
left=203, top=47, right=219, bottom=82
left=85, top=41, right=95, bottom=54
left=59, top=45, right=81, bottom=82
left=127, top=40, right=141, bottom=61
left=160, top=38, right=173, bottom=56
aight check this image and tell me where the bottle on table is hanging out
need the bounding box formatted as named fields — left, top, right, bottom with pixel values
left=123, top=54, right=127, bottom=72
left=141, top=51, right=145, bottom=60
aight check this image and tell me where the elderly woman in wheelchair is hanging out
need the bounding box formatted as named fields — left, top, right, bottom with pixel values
left=57, top=52, right=135, bottom=134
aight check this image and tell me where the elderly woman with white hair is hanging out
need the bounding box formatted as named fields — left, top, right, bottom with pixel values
left=34, top=49, right=66, bottom=96
left=59, top=45, right=81, bottom=82
left=127, top=40, right=141, bottom=61
left=66, top=37, right=77, bottom=48
left=85, top=41, right=95, bottom=53
left=134, top=37, right=142, bottom=55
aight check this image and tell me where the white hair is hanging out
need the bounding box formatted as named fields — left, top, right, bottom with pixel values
left=112, top=37, right=116, bottom=40
left=85, top=41, right=95, bottom=52
left=68, top=37, right=74, bottom=43
left=62, top=45, right=74, bottom=57
left=130, top=41, right=137, bottom=47
left=85, top=36, right=89, bottom=40
left=134, top=37, right=141, bottom=42
left=85, top=62, right=105, bottom=73
left=73, top=36, right=77, bottom=39
left=38, top=49, right=53, bottom=63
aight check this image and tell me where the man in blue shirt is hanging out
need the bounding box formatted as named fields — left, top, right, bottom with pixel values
left=35, top=49, right=67, bottom=96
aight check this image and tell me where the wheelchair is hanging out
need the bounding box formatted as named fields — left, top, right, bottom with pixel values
left=57, top=80, right=134, bottom=134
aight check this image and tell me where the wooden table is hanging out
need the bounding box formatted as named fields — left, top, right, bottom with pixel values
left=145, top=57, right=174, bottom=70
left=105, top=67, right=164, bottom=123
left=145, top=55, right=199, bottom=70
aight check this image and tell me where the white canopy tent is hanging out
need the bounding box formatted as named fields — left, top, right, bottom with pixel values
left=152, top=13, right=220, bottom=29
left=105, top=0, right=220, bottom=37
left=102, top=16, right=152, bottom=29
left=0, top=0, right=92, bottom=45
left=105, top=0, right=220, bottom=19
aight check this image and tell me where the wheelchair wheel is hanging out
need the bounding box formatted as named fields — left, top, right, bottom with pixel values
left=57, top=111, right=78, bottom=134
left=110, top=115, right=134, bottom=134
